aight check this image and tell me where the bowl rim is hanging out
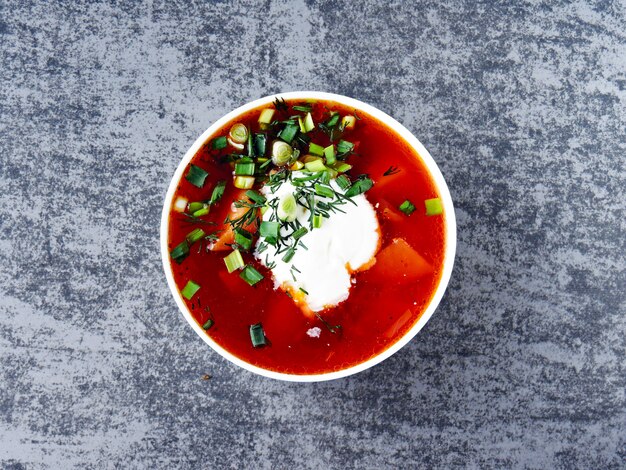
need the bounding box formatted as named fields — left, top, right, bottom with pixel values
left=160, top=91, right=456, bottom=382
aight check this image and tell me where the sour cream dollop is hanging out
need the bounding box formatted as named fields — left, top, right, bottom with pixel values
left=254, top=173, right=380, bottom=312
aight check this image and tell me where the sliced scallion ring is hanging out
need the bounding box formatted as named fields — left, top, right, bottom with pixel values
left=271, top=140, right=293, bottom=166
left=278, top=193, right=297, bottom=222
left=229, top=123, right=248, bottom=144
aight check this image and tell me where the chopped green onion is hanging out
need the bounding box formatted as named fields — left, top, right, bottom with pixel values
left=234, top=228, right=253, bottom=251
left=315, top=184, right=334, bottom=199
left=294, top=171, right=323, bottom=183
left=258, top=109, right=275, bottom=130
left=249, top=323, right=267, bottom=347
left=188, top=201, right=205, bottom=214
left=202, top=319, right=214, bottom=330
left=259, top=158, right=272, bottom=170
left=240, top=265, right=264, bottom=286
left=324, top=145, right=336, bottom=165
left=299, top=287, right=309, bottom=295
left=309, top=142, right=324, bottom=156
left=235, top=162, right=255, bottom=176
left=336, top=174, right=351, bottom=190
left=295, top=133, right=311, bottom=146
left=254, top=133, right=266, bottom=156
left=247, top=127, right=254, bottom=158
left=425, top=198, right=443, bottom=216
left=234, top=176, right=255, bottom=189
left=185, top=164, right=209, bottom=188
left=186, top=228, right=206, bottom=244
left=333, top=162, right=352, bottom=173
left=211, top=136, right=228, bottom=150
left=326, top=112, right=340, bottom=127
left=278, top=193, right=297, bottom=222
left=210, top=180, right=226, bottom=205
left=170, top=241, right=189, bottom=264
left=345, top=177, right=373, bottom=197
left=320, top=170, right=331, bottom=185
left=298, top=112, right=315, bottom=133
left=223, top=249, right=245, bottom=273
left=181, top=280, right=200, bottom=300
left=305, top=159, right=326, bottom=172
left=308, top=194, right=316, bottom=227
left=341, top=115, right=356, bottom=130
left=337, top=140, right=354, bottom=156
left=293, top=104, right=312, bottom=112
left=292, top=227, right=308, bottom=240
left=272, top=140, right=293, bottom=166
left=229, top=123, right=248, bottom=144
left=192, top=207, right=210, bottom=217
left=399, top=200, right=416, bottom=216
left=291, top=161, right=304, bottom=171
left=246, top=190, right=266, bottom=205
left=260, top=221, right=279, bottom=240
left=312, top=214, right=323, bottom=228
left=282, top=248, right=295, bottom=263
left=278, top=123, right=299, bottom=144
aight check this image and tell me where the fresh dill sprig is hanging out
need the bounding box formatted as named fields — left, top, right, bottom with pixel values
left=315, top=313, right=342, bottom=334
left=383, top=166, right=401, bottom=176
left=273, top=97, right=288, bottom=111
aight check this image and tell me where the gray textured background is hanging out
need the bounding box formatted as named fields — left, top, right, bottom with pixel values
left=1, top=0, right=625, bottom=468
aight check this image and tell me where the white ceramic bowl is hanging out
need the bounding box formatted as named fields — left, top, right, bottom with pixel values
left=160, top=91, right=456, bottom=382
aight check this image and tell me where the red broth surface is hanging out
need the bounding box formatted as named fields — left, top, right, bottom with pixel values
left=167, top=99, right=446, bottom=375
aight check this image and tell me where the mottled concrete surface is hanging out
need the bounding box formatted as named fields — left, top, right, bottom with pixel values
left=1, top=0, right=625, bottom=468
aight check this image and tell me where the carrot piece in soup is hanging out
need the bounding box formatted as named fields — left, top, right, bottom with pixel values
left=371, top=238, right=432, bottom=282
left=377, top=199, right=404, bottom=223
left=384, top=308, right=414, bottom=339
left=211, top=190, right=259, bottom=251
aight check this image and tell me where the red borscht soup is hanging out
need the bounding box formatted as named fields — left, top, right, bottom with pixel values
left=166, top=97, right=446, bottom=375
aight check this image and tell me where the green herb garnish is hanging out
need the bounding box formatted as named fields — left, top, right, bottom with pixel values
left=209, top=180, right=226, bottom=204
left=344, top=176, right=373, bottom=197
left=399, top=200, right=416, bottom=215
left=278, top=123, right=299, bottom=144
left=314, top=184, right=334, bottom=199
left=234, top=228, right=254, bottom=251
left=425, top=198, right=443, bottom=216
left=282, top=247, right=295, bottom=263
left=170, top=241, right=189, bottom=264
left=383, top=166, right=400, bottom=176
left=181, top=280, right=201, bottom=300
left=254, top=133, right=267, bottom=156
left=211, top=136, right=228, bottom=150
left=240, top=265, right=264, bottom=286
left=235, top=162, right=255, bottom=176
left=249, top=323, right=267, bottom=347
left=293, top=104, right=312, bottom=112
left=273, top=97, right=288, bottom=111
left=291, top=227, right=308, bottom=240
left=309, top=142, right=324, bottom=156
left=336, top=140, right=354, bottom=156
left=336, top=175, right=351, bottom=190
left=245, top=190, right=266, bottom=205
left=224, top=249, right=244, bottom=273
left=186, top=228, right=206, bottom=244
left=185, top=164, right=209, bottom=188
